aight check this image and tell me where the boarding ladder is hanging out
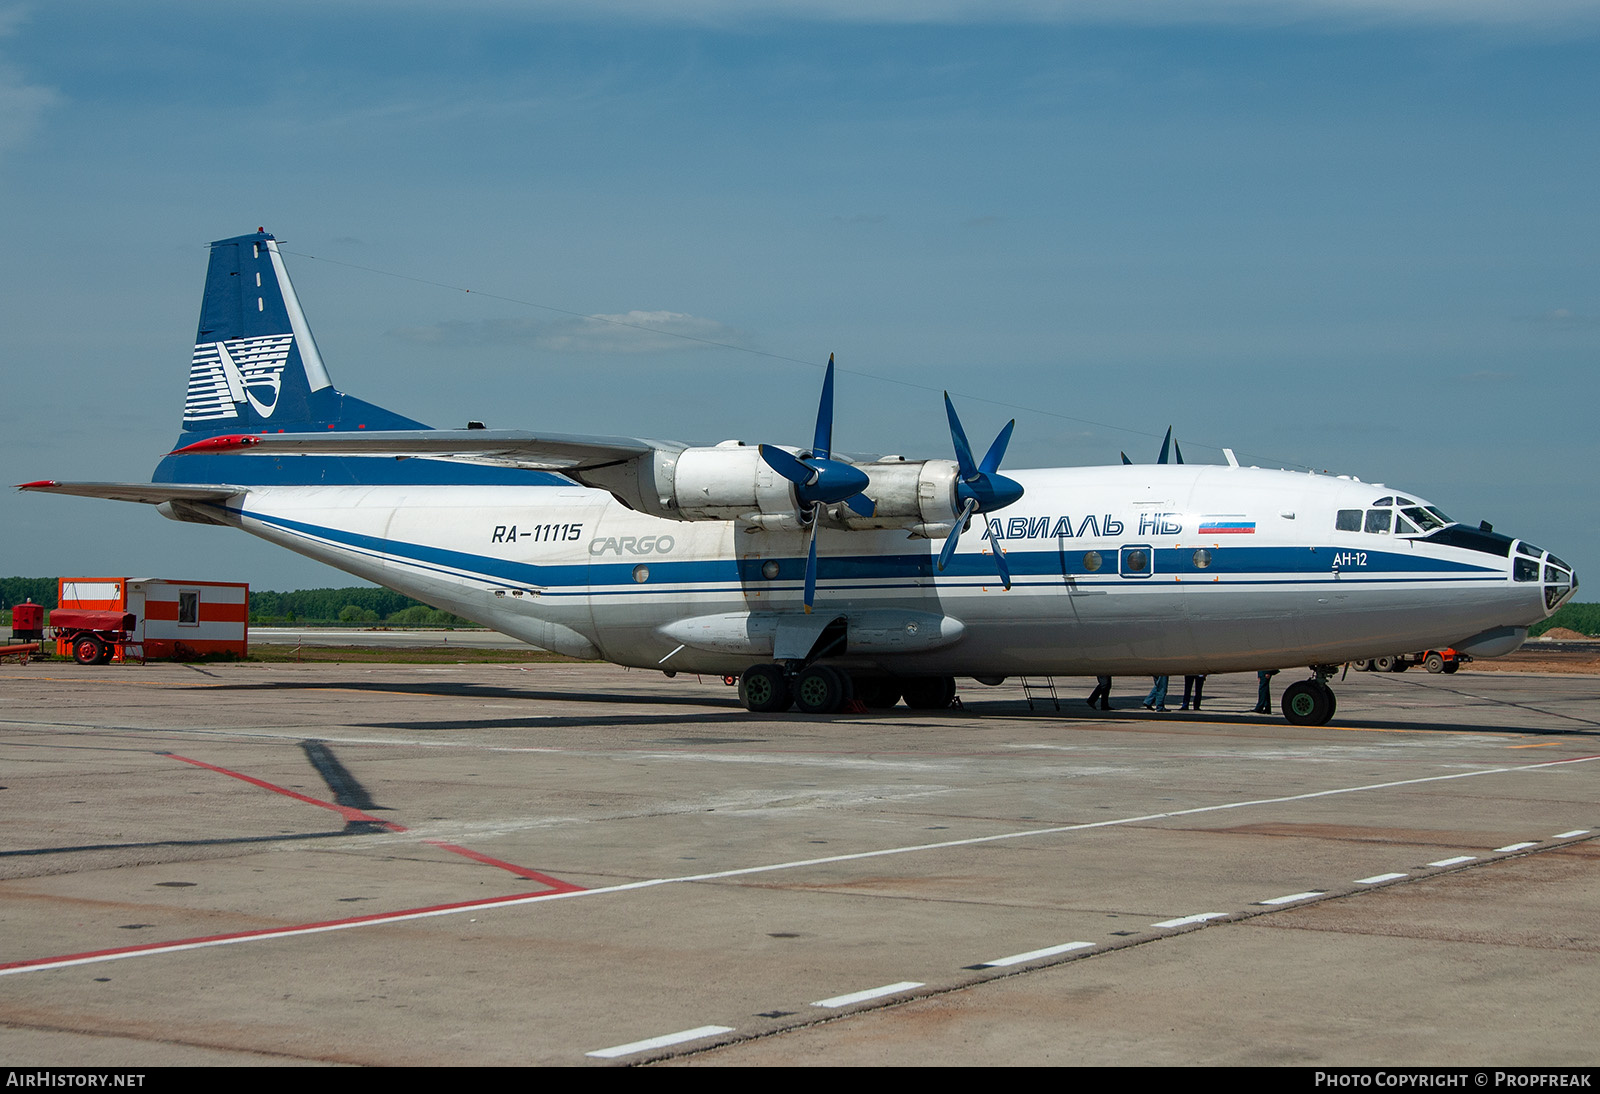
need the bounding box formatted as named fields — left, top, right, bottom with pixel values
left=1020, top=676, right=1059, bottom=712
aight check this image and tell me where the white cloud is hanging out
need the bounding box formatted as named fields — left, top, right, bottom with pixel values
left=0, top=9, right=58, bottom=159
left=391, top=310, right=748, bottom=354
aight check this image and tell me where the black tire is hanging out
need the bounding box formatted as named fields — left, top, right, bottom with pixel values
left=1424, top=652, right=1445, bottom=674
left=1353, top=659, right=1372, bottom=672
left=1374, top=656, right=1394, bottom=672
left=1442, top=661, right=1460, bottom=674
left=852, top=676, right=902, bottom=709
left=902, top=675, right=957, bottom=710
left=73, top=635, right=104, bottom=666
left=739, top=664, right=791, bottom=713
left=1391, top=659, right=1409, bottom=672
left=1282, top=680, right=1335, bottom=726
left=794, top=664, right=847, bottom=714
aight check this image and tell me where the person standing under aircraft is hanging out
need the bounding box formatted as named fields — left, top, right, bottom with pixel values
left=1254, top=669, right=1279, bottom=714
left=1087, top=675, right=1112, bottom=711
left=1143, top=675, right=1169, bottom=713
left=1181, top=674, right=1206, bottom=711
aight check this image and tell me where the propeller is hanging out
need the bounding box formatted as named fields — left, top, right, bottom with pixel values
left=937, top=394, right=1024, bottom=589
left=1157, top=426, right=1184, bottom=465
left=758, top=354, right=874, bottom=611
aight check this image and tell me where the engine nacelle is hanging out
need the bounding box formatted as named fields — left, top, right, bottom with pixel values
left=573, top=445, right=965, bottom=533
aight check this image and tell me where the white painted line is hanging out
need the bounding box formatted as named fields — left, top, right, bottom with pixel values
left=1426, top=855, right=1477, bottom=867
left=1356, top=872, right=1408, bottom=884
left=586, top=1025, right=735, bottom=1059
left=1495, top=842, right=1538, bottom=853
left=813, top=982, right=925, bottom=1008
left=980, top=942, right=1093, bottom=967
left=8, top=754, right=1596, bottom=978
left=1259, top=891, right=1324, bottom=905
left=1153, top=913, right=1227, bottom=929
left=1554, top=829, right=1589, bottom=839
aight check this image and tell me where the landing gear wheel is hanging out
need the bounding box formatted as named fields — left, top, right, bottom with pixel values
left=73, top=636, right=105, bottom=666
left=739, top=664, right=791, bottom=713
left=1424, top=652, right=1445, bottom=674
left=852, top=676, right=902, bottom=709
left=902, top=675, right=957, bottom=710
left=1282, top=680, right=1335, bottom=726
left=794, top=664, right=848, bottom=714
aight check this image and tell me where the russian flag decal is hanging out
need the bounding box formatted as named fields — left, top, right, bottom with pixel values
left=1199, top=517, right=1256, bottom=534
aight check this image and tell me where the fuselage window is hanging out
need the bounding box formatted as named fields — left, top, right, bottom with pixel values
left=1083, top=551, right=1103, bottom=572
left=1336, top=509, right=1362, bottom=532
left=1123, top=549, right=1149, bottom=573
left=1364, top=509, right=1392, bottom=534
left=1193, top=549, right=1212, bottom=569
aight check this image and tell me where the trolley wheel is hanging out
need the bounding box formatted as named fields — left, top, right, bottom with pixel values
left=73, top=635, right=105, bottom=666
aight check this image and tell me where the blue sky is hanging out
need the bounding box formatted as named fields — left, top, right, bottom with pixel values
left=1, top=1, right=1596, bottom=592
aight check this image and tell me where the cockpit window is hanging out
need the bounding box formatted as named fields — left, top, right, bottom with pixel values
left=1364, top=509, right=1392, bottom=535
left=1401, top=506, right=1444, bottom=532
left=1515, top=557, right=1540, bottom=582
left=1395, top=496, right=1415, bottom=505
left=1548, top=554, right=1570, bottom=571
left=1372, top=496, right=1394, bottom=507
left=1395, top=512, right=1420, bottom=535
left=1336, top=509, right=1362, bottom=532
left=1425, top=506, right=1452, bottom=524
left=1517, top=543, right=1544, bottom=557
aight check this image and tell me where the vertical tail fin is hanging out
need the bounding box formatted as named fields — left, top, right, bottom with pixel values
left=180, top=229, right=424, bottom=438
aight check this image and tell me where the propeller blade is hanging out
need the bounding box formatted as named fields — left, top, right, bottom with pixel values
left=842, top=492, right=875, bottom=517
left=803, top=507, right=820, bottom=611
left=760, top=444, right=816, bottom=487
left=1174, top=438, right=1184, bottom=465
left=1120, top=451, right=1132, bottom=465
left=812, top=354, right=835, bottom=461
left=990, top=541, right=1013, bottom=590
left=944, top=393, right=979, bottom=481
left=979, top=419, right=1015, bottom=476
left=1158, top=426, right=1173, bottom=465
left=938, top=498, right=978, bottom=572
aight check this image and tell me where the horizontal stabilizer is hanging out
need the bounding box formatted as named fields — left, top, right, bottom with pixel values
left=15, top=481, right=244, bottom=505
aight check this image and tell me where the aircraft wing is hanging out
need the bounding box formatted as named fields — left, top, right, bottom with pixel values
left=15, top=480, right=246, bottom=505
left=169, top=429, right=675, bottom=471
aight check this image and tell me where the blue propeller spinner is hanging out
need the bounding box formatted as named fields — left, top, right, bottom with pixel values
left=758, top=355, right=875, bottom=612
left=938, top=394, right=1024, bottom=589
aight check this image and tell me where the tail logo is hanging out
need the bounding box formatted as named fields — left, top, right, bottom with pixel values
left=184, top=336, right=294, bottom=423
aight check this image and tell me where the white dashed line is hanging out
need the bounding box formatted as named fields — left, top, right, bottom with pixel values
left=1152, top=913, right=1227, bottom=929
left=1259, top=891, right=1325, bottom=905
left=979, top=942, right=1094, bottom=967
left=586, top=1024, right=735, bottom=1059
left=1356, top=872, right=1408, bottom=884
left=812, top=982, right=925, bottom=1008
left=1426, top=855, right=1477, bottom=867
left=1495, top=842, right=1538, bottom=853
left=1554, top=830, right=1590, bottom=839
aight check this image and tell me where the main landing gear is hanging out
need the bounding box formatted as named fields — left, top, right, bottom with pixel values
left=1280, top=665, right=1339, bottom=727
left=737, top=663, right=957, bottom=715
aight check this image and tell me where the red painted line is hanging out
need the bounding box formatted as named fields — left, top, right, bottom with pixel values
left=423, top=840, right=586, bottom=892
left=161, top=751, right=583, bottom=893
left=164, top=752, right=407, bottom=830
left=0, top=887, right=580, bottom=975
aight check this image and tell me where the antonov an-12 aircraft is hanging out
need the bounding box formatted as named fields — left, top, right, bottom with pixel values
left=21, top=230, right=1578, bottom=724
